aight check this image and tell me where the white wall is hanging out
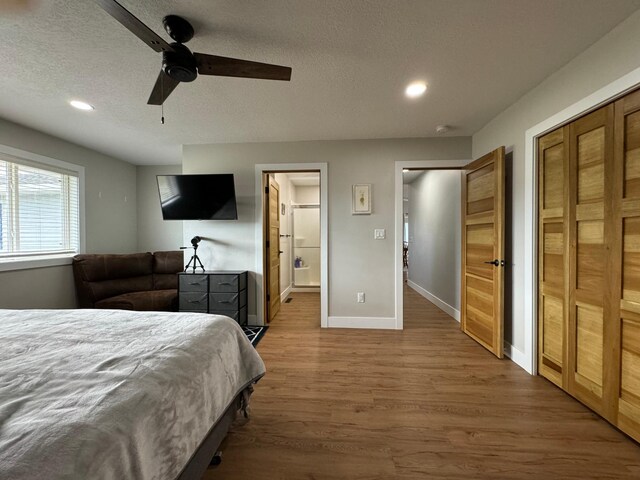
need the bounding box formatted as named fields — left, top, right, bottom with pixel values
left=136, top=165, right=184, bottom=253
left=293, top=185, right=320, bottom=204
left=407, top=170, right=461, bottom=316
left=182, top=137, right=471, bottom=323
left=0, top=117, right=138, bottom=309
left=472, top=10, right=640, bottom=353
left=274, top=172, right=293, bottom=298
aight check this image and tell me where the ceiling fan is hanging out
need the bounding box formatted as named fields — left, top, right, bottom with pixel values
left=95, top=0, right=292, bottom=106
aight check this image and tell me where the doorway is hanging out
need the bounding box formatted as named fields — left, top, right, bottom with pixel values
left=255, top=163, right=328, bottom=327
left=402, top=168, right=463, bottom=322
left=274, top=172, right=321, bottom=297
left=394, top=160, right=469, bottom=329
left=395, top=151, right=507, bottom=359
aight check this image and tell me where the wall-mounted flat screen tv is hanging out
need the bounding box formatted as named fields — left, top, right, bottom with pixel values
left=157, top=174, right=238, bottom=220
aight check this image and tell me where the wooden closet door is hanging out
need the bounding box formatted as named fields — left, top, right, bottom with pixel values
left=566, top=105, right=614, bottom=417
left=537, top=127, right=568, bottom=388
left=614, top=89, right=640, bottom=440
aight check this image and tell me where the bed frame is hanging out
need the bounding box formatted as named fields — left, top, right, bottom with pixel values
left=176, top=380, right=260, bottom=480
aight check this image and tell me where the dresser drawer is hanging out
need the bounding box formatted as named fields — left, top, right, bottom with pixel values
left=209, top=290, right=247, bottom=311
left=179, top=292, right=208, bottom=312
left=179, top=275, right=209, bottom=292
left=209, top=274, right=246, bottom=293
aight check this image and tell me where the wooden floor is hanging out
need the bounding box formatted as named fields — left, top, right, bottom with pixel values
left=206, top=288, right=640, bottom=479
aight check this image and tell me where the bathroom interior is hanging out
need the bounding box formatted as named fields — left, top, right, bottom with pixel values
left=273, top=172, right=321, bottom=300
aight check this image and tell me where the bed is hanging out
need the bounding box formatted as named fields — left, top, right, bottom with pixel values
left=0, top=309, right=265, bottom=480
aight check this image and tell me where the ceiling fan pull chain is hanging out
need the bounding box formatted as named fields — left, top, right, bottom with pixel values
left=161, top=72, right=165, bottom=125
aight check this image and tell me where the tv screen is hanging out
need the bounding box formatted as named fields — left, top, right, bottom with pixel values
left=157, top=174, right=238, bottom=220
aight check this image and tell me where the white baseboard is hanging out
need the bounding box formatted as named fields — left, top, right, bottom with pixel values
left=291, top=287, right=320, bottom=293
left=327, top=316, right=398, bottom=330
left=280, top=284, right=292, bottom=302
left=504, top=342, right=527, bottom=371
left=407, top=280, right=460, bottom=322
left=247, top=314, right=260, bottom=326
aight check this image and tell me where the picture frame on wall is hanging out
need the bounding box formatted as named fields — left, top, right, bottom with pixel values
left=352, top=184, right=371, bottom=215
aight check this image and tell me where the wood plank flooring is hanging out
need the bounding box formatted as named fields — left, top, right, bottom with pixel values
left=205, top=288, right=640, bottom=479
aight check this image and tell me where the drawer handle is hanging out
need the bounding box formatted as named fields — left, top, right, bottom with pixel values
left=188, top=282, right=203, bottom=285
left=187, top=295, right=207, bottom=303
left=218, top=282, right=233, bottom=286
left=219, top=294, right=238, bottom=304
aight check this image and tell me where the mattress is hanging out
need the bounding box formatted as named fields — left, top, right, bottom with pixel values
left=0, top=309, right=265, bottom=480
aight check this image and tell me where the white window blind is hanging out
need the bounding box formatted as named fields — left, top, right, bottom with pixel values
left=0, top=157, right=80, bottom=258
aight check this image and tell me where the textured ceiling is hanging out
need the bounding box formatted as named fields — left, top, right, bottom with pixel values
left=1, top=0, right=639, bottom=165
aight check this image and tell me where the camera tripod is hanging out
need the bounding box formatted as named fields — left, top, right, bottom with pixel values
left=182, top=236, right=205, bottom=273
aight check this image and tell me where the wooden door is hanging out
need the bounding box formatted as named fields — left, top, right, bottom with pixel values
left=613, top=88, right=640, bottom=438
left=566, top=105, right=614, bottom=417
left=265, top=175, right=281, bottom=322
left=537, top=126, right=569, bottom=388
left=535, top=87, right=640, bottom=443
left=461, top=147, right=506, bottom=358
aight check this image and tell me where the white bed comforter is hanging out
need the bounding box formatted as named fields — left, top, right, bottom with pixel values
left=0, top=309, right=265, bottom=480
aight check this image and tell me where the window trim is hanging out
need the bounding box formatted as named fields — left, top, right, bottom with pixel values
left=0, top=144, right=85, bottom=272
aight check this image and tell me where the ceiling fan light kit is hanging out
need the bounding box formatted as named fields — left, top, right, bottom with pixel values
left=95, top=0, right=292, bottom=106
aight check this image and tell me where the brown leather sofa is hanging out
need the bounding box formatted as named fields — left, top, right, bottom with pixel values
left=72, top=251, right=183, bottom=311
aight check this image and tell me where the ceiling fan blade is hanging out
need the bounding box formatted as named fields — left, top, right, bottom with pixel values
left=147, top=70, right=180, bottom=105
left=194, top=53, right=292, bottom=81
left=95, top=0, right=173, bottom=53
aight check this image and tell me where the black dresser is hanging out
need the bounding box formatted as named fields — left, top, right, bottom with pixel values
left=178, top=270, right=248, bottom=326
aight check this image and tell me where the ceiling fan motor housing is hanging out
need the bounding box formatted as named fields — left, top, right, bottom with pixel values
left=162, top=15, right=194, bottom=44
left=162, top=43, right=197, bottom=82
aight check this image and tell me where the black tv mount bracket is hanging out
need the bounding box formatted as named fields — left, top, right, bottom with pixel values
left=181, top=236, right=205, bottom=273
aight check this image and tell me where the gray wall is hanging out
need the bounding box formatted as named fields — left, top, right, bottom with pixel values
left=407, top=170, right=461, bottom=313
left=136, top=165, right=184, bottom=253
left=182, top=137, right=471, bottom=321
left=0, top=117, right=138, bottom=309
left=472, top=9, right=640, bottom=353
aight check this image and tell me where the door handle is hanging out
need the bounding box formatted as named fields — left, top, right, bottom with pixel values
left=279, top=250, right=284, bottom=254
left=484, top=259, right=505, bottom=267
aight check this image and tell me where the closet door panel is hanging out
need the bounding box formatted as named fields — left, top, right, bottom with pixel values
left=615, top=90, right=640, bottom=441
left=537, top=127, right=567, bottom=387
left=567, top=105, right=613, bottom=416
left=537, top=87, right=640, bottom=442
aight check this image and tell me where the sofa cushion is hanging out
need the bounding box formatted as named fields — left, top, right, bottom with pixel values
left=73, top=253, right=155, bottom=307
left=153, top=251, right=183, bottom=290
left=95, top=289, right=178, bottom=312
left=74, top=253, right=154, bottom=282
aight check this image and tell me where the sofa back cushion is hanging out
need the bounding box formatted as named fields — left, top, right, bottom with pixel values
left=73, top=253, right=154, bottom=307
left=152, top=251, right=183, bottom=290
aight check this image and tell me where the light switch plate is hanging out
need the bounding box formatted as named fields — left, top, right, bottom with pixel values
left=374, top=228, right=386, bottom=239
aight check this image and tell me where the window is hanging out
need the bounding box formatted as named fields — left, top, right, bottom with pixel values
left=0, top=154, right=80, bottom=259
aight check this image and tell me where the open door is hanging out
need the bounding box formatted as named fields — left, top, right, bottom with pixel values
left=264, top=174, right=281, bottom=322
left=461, top=147, right=506, bottom=358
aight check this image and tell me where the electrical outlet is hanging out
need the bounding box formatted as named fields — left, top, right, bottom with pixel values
left=374, top=229, right=386, bottom=239
left=357, top=292, right=365, bottom=303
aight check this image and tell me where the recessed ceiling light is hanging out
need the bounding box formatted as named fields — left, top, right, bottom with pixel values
left=405, top=82, right=427, bottom=98
left=69, top=100, right=95, bottom=111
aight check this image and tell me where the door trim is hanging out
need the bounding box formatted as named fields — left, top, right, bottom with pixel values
left=394, top=160, right=470, bottom=330
left=254, top=163, right=328, bottom=327
left=525, top=66, right=640, bottom=376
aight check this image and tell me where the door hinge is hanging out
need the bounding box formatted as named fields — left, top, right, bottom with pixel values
left=266, top=240, right=270, bottom=248
left=267, top=293, right=271, bottom=301
left=265, top=186, right=269, bottom=194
